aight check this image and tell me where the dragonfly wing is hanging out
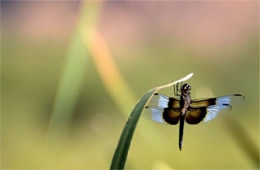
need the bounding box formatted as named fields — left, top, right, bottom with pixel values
left=204, top=94, right=245, bottom=122
left=144, top=106, right=182, bottom=125
left=204, top=104, right=231, bottom=122
left=190, top=94, right=245, bottom=108
left=185, top=105, right=231, bottom=124
left=187, top=94, right=244, bottom=124
left=215, top=94, right=245, bottom=106
left=143, top=93, right=181, bottom=124
left=147, top=93, right=180, bottom=109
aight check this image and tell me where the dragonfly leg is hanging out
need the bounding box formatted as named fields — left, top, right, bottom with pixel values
left=174, top=83, right=181, bottom=96
left=179, top=81, right=183, bottom=91
left=173, top=83, right=177, bottom=96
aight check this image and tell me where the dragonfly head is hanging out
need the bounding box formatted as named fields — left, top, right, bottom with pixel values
left=181, top=83, right=191, bottom=94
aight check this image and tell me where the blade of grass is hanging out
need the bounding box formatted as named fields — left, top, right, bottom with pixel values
left=46, top=2, right=103, bottom=167
left=110, top=73, right=193, bottom=170
left=48, top=1, right=102, bottom=134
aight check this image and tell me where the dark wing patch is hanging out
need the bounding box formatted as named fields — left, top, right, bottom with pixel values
left=143, top=93, right=180, bottom=124
left=168, top=97, right=181, bottom=109
left=185, top=107, right=207, bottom=124
left=190, top=98, right=216, bottom=108
left=163, top=108, right=181, bottom=125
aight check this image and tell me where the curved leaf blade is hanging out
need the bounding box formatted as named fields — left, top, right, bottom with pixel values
left=110, top=89, right=155, bottom=169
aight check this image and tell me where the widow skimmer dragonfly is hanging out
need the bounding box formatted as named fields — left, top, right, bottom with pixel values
left=144, top=82, right=245, bottom=150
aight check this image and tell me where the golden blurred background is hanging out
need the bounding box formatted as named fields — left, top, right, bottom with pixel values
left=1, top=0, right=259, bottom=169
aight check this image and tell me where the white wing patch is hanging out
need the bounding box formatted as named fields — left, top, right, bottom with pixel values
left=204, top=104, right=231, bottom=122
left=216, top=96, right=230, bottom=104
left=158, top=95, right=169, bottom=108
left=143, top=93, right=170, bottom=124
left=147, top=93, right=169, bottom=108
left=150, top=107, right=165, bottom=123
left=216, top=94, right=245, bottom=105
left=203, top=94, right=244, bottom=122
left=143, top=107, right=165, bottom=124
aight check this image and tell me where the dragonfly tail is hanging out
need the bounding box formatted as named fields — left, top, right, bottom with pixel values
left=179, top=115, right=185, bottom=151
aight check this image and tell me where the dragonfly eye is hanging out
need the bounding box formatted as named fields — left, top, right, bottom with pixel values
left=182, top=83, right=191, bottom=92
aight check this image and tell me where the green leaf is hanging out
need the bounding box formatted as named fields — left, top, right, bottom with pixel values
left=110, top=73, right=193, bottom=170
left=110, top=89, right=156, bottom=169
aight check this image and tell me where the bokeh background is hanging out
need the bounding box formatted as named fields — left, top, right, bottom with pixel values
left=1, top=0, right=259, bottom=169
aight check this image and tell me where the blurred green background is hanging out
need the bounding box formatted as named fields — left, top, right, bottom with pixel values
left=1, top=0, right=259, bottom=169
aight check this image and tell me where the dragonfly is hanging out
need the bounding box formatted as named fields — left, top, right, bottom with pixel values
left=143, top=82, right=245, bottom=150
